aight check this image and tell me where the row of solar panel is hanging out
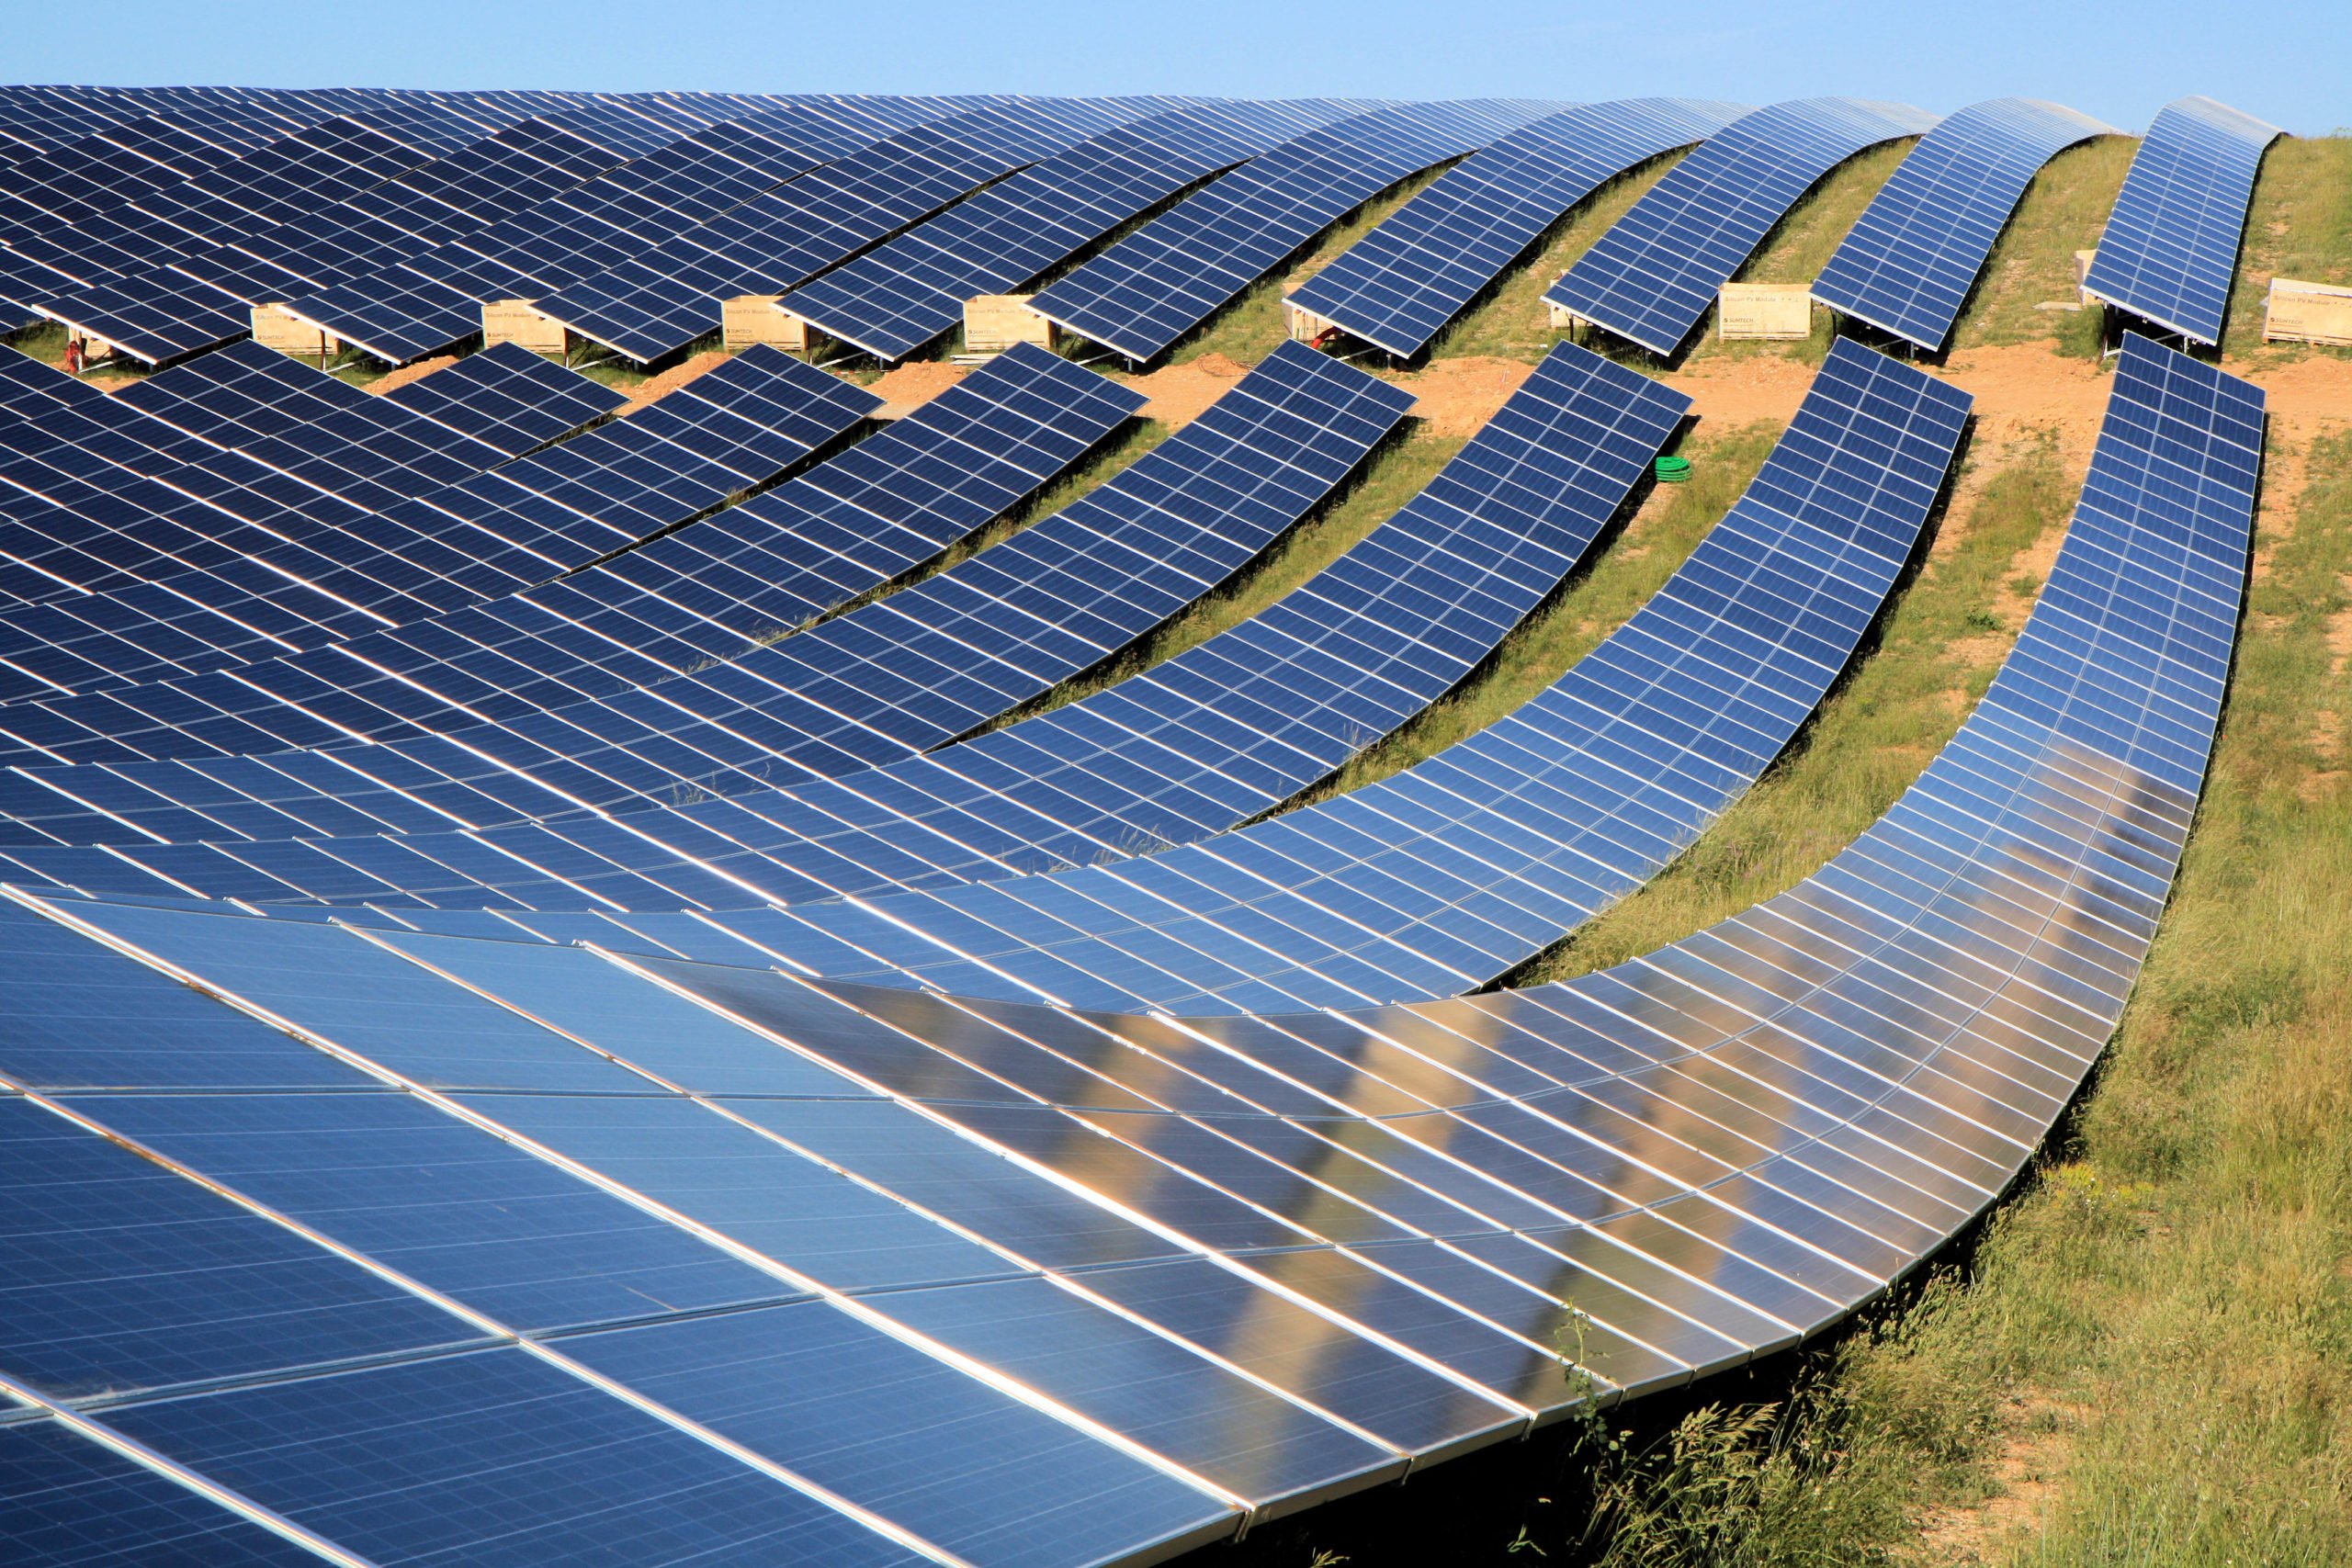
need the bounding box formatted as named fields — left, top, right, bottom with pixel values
left=8, top=85, right=2276, bottom=393
left=0, top=342, right=1681, bottom=912
left=0, top=334, right=2261, bottom=1566
left=0, top=342, right=1973, bottom=1039
left=0, top=344, right=875, bottom=696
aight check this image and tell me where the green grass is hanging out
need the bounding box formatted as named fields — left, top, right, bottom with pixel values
left=6, top=319, right=153, bottom=383
left=1479, top=426, right=2352, bottom=1567
left=1167, top=164, right=1457, bottom=368
left=1428, top=151, right=1688, bottom=364
left=2224, top=135, right=2352, bottom=362
left=1955, top=135, right=2139, bottom=355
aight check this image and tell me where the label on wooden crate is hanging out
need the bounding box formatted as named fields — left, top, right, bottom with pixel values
left=482, top=299, right=565, bottom=355
left=965, top=294, right=1055, bottom=353
left=2264, top=277, right=2352, bottom=347
left=721, top=295, right=808, bottom=352
left=251, top=303, right=336, bottom=355
left=1718, top=282, right=1814, bottom=341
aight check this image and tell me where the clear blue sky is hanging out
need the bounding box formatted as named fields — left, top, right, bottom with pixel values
left=13, top=0, right=2347, bottom=137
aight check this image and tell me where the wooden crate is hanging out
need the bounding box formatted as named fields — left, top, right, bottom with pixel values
left=1718, top=282, right=1814, bottom=341
left=251, top=303, right=337, bottom=358
left=1283, top=299, right=1340, bottom=343
left=482, top=299, right=565, bottom=355
left=2264, top=277, right=2352, bottom=347
left=722, top=295, right=809, bottom=353
left=964, top=294, right=1056, bottom=354
left=1545, top=299, right=1581, bottom=332
left=2075, top=249, right=2098, bottom=307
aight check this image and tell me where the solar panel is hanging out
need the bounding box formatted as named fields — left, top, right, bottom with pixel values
left=534, top=97, right=1164, bottom=363
left=29, top=117, right=641, bottom=364
left=107, top=337, right=528, bottom=508
left=1812, top=98, right=2117, bottom=352
left=281, top=104, right=899, bottom=365
left=0, top=355, right=2260, bottom=1557
left=0, top=1419, right=338, bottom=1568
left=770, top=99, right=1349, bottom=361
left=0, top=116, right=230, bottom=243
left=0, top=350, right=520, bottom=604
left=1544, top=97, right=1940, bottom=356
left=1285, top=98, right=1747, bottom=358
left=6, top=115, right=458, bottom=299
left=0, top=347, right=878, bottom=697
left=551, top=342, right=1958, bottom=1012
left=1027, top=98, right=1563, bottom=362
left=0, top=345, right=1138, bottom=780
left=0, top=343, right=1408, bottom=855
left=2, top=344, right=1687, bottom=913
left=375, top=339, right=628, bottom=457
left=2079, top=96, right=2280, bottom=344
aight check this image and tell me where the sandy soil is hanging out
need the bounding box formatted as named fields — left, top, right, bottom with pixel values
left=364, top=354, right=457, bottom=394
left=1125, top=352, right=1250, bottom=427
left=865, top=359, right=967, bottom=419
left=1388, top=355, right=1537, bottom=437
left=613, top=349, right=731, bottom=415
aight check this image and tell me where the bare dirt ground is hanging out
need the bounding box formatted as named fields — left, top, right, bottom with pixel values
left=1125, top=352, right=1250, bottom=426
left=1659, top=353, right=1816, bottom=432
left=365, top=354, right=457, bottom=394
left=865, top=359, right=967, bottom=419
left=1387, top=355, right=1536, bottom=437
left=1906, top=1399, right=2086, bottom=1566
left=613, top=349, right=730, bottom=415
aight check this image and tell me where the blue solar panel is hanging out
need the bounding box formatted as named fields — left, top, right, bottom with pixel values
left=1, top=354, right=2262, bottom=1544
left=31, top=117, right=640, bottom=364
left=0, top=1419, right=335, bottom=1568
left=534, top=98, right=1163, bottom=363
left=2080, top=96, right=2280, bottom=344
left=373, top=339, right=628, bottom=457
left=0, top=344, right=1687, bottom=912
left=284, top=104, right=901, bottom=364
left=0, top=344, right=1138, bottom=779
left=0, top=347, right=878, bottom=698
left=1286, top=98, right=1747, bottom=357
left=772, top=99, right=1349, bottom=361
left=1027, top=98, right=1562, bottom=362
left=1544, top=97, right=1940, bottom=355
left=0, top=348, right=526, bottom=604
left=1812, top=97, right=2116, bottom=351
left=0, top=342, right=1408, bottom=855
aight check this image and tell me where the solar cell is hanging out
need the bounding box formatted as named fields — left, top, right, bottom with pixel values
left=281, top=103, right=904, bottom=365
left=30, top=116, right=643, bottom=364
left=535, top=97, right=1166, bottom=363
left=0, top=348, right=537, bottom=604
left=0, top=1419, right=334, bottom=1568
left=0, top=346, right=878, bottom=696
left=2079, top=96, right=2280, bottom=344
left=1544, top=97, right=1940, bottom=356
left=1286, top=97, right=1747, bottom=358
left=0, top=341, right=1406, bottom=851
left=1812, top=97, right=2117, bottom=352
left=373, top=338, right=628, bottom=457
left=1028, top=98, right=1563, bottom=362
left=771, top=98, right=1349, bottom=361
left=0, top=344, right=1139, bottom=774
left=0, top=343, right=1687, bottom=915
left=570, top=344, right=1962, bottom=1013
